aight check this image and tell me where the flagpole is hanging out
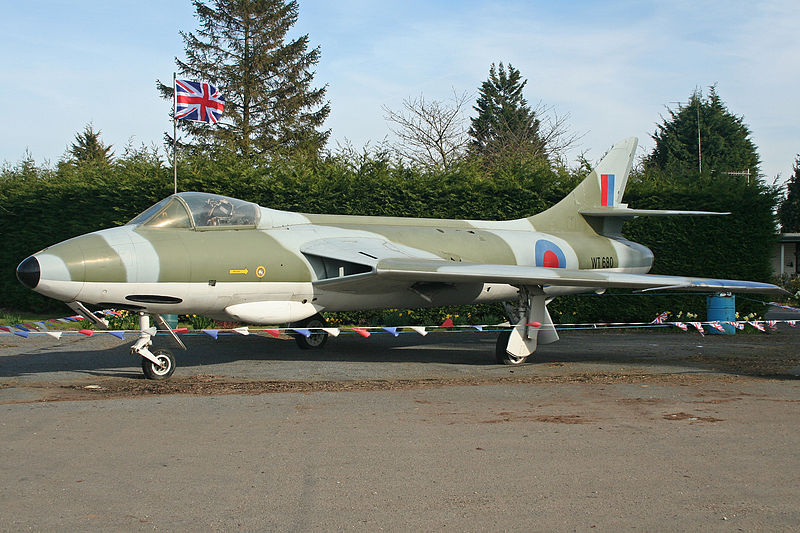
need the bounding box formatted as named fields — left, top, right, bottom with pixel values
left=172, top=72, right=177, bottom=195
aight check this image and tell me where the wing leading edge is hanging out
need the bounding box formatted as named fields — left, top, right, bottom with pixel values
left=315, top=257, right=786, bottom=295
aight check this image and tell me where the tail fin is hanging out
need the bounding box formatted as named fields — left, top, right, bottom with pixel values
left=530, top=137, right=638, bottom=231
left=529, top=136, right=727, bottom=235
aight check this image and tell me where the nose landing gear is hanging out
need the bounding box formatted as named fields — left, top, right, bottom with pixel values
left=131, top=312, right=185, bottom=380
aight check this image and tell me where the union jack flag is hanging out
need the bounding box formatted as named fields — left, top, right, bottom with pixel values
left=175, top=79, right=225, bottom=123
left=689, top=322, right=705, bottom=336
left=708, top=322, right=726, bottom=333
left=650, top=311, right=669, bottom=324
left=788, top=320, right=797, bottom=328
left=673, top=321, right=688, bottom=331
left=748, top=321, right=765, bottom=332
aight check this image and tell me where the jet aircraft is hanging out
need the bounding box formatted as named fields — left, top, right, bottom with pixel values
left=16, top=137, right=785, bottom=379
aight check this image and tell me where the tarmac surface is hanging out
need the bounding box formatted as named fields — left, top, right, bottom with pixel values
left=1, top=312, right=799, bottom=530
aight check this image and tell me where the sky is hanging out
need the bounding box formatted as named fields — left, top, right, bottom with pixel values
left=2, top=0, right=799, bottom=185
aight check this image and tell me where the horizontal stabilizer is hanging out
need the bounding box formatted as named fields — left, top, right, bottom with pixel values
left=579, top=208, right=729, bottom=218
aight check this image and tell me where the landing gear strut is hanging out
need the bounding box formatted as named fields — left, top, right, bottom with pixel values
left=130, top=312, right=185, bottom=380
left=496, top=286, right=559, bottom=365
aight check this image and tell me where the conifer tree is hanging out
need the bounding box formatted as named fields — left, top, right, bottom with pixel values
left=645, top=86, right=760, bottom=182
left=67, top=124, right=113, bottom=166
left=468, top=63, right=545, bottom=163
left=778, top=156, right=800, bottom=232
left=159, top=0, right=330, bottom=159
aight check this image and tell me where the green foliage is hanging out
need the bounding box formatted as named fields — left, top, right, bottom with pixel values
left=65, top=124, right=114, bottom=166
left=645, top=86, right=760, bottom=182
left=778, top=156, right=800, bottom=232
left=469, top=63, right=545, bottom=165
left=158, top=0, right=330, bottom=159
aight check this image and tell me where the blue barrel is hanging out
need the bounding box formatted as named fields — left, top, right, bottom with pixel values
left=162, top=314, right=179, bottom=330
left=706, top=294, right=735, bottom=335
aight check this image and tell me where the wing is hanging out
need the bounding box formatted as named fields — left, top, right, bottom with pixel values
left=314, top=256, right=786, bottom=295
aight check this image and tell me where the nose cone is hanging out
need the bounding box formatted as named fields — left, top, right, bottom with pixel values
left=17, top=256, right=41, bottom=289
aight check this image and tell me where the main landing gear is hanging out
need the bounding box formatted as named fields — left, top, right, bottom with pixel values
left=131, top=312, right=185, bottom=380
left=495, top=286, right=560, bottom=366
left=290, top=313, right=329, bottom=350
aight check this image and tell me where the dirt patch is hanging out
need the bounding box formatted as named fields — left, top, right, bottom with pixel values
left=2, top=371, right=756, bottom=404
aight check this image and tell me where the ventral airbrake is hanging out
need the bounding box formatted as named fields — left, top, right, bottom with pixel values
left=16, top=138, right=785, bottom=379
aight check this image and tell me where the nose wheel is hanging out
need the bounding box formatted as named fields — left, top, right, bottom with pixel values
left=141, top=348, right=176, bottom=380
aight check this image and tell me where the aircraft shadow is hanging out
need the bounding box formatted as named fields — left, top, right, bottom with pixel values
left=1, top=327, right=798, bottom=380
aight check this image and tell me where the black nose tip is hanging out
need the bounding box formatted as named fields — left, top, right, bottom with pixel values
left=17, top=256, right=40, bottom=289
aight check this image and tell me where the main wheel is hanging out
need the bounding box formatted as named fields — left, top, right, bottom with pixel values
left=141, top=348, right=176, bottom=380
left=293, top=314, right=329, bottom=350
left=495, top=331, right=528, bottom=365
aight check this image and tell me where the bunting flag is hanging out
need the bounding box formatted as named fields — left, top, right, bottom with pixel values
left=321, top=328, right=341, bottom=337
left=788, top=320, right=797, bottom=328
left=689, top=322, right=705, bottom=336
left=766, top=320, right=778, bottom=331
left=472, top=325, right=484, bottom=331
left=708, top=322, right=726, bottom=333
left=381, top=327, right=399, bottom=337
left=233, top=327, right=250, bottom=336
left=203, top=329, right=219, bottom=339
left=78, top=329, right=94, bottom=336
left=264, top=329, right=280, bottom=338
left=45, top=331, right=63, bottom=340
left=292, top=328, right=311, bottom=338
left=734, top=321, right=745, bottom=330
left=673, top=322, right=688, bottom=331
left=352, top=328, right=371, bottom=338
left=440, top=318, right=454, bottom=327
left=410, top=326, right=428, bottom=336
left=651, top=312, right=669, bottom=324
left=748, top=321, right=765, bottom=332
left=107, top=331, right=126, bottom=340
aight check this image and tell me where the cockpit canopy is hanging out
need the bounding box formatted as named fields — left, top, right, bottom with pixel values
left=127, top=192, right=260, bottom=229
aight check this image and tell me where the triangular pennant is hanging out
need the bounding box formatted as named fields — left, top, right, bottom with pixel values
left=45, top=331, right=63, bottom=340
left=673, top=322, right=688, bottom=331
left=352, top=328, right=371, bottom=338
left=748, top=321, right=765, bottom=332
left=788, top=320, right=797, bottom=328
left=525, top=322, right=542, bottom=328
left=13, top=330, right=28, bottom=338
left=13, top=325, right=30, bottom=332
left=79, top=329, right=94, bottom=336
left=440, top=318, right=454, bottom=327
left=35, top=321, right=49, bottom=330
left=107, top=331, right=126, bottom=340
left=321, top=327, right=340, bottom=337
left=233, top=326, right=250, bottom=336
left=203, top=329, right=219, bottom=339
left=410, top=326, right=428, bottom=336
left=265, top=329, right=281, bottom=338
left=292, top=328, right=311, bottom=338
left=382, top=327, right=399, bottom=337
left=172, top=327, right=189, bottom=333
left=689, top=322, right=704, bottom=336
left=472, top=325, right=484, bottom=331
left=0, top=326, right=10, bottom=332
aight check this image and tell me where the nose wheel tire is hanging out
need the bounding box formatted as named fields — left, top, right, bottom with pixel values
left=495, top=331, right=528, bottom=365
left=141, top=348, right=176, bottom=380
left=292, top=314, right=329, bottom=350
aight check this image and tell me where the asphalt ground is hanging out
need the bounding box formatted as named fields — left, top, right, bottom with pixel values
left=1, top=313, right=798, bottom=530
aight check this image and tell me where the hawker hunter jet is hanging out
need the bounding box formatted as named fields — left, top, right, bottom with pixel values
left=16, top=137, right=784, bottom=379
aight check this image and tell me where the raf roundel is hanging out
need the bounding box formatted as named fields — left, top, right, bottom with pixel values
left=535, top=240, right=567, bottom=268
